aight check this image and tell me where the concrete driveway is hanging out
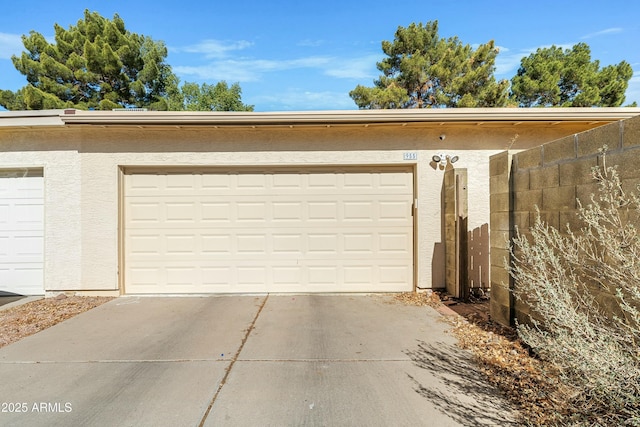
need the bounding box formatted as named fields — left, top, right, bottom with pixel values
left=0, top=295, right=515, bottom=426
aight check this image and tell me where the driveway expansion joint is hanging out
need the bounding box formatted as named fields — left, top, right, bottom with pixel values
left=198, top=293, right=269, bottom=427
left=235, top=358, right=411, bottom=362
left=0, top=358, right=230, bottom=364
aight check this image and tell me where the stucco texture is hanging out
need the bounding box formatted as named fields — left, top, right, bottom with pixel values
left=0, top=115, right=622, bottom=294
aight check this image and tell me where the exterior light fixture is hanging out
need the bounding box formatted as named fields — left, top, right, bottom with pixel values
left=432, top=153, right=460, bottom=167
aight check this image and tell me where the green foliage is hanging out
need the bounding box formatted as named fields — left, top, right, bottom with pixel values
left=509, top=148, right=640, bottom=425
left=177, top=81, right=254, bottom=111
left=350, top=21, right=509, bottom=109
left=510, top=43, right=633, bottom=107
left=1, top=10, right=179, bottom=110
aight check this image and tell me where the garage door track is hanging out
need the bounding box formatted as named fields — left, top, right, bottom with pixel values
left=0, top=295, right=515, bottom=426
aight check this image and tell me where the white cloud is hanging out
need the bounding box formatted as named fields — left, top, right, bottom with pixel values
left=0, top=33, right=23, bottom=59
left=172, top=35, right=380, bottom=84
left=174, top=62, right=260, bottom=82
left=297, top=39, right=324, bottom=47
left=175, top=56, right=334, bottom=82
left=494, top=46, right=526, bottom=77
left=250, top=89, right=355, bottom=111
left=174, top=54, right=379, bottom=84
left=172, top=39, right=253, bottom=59
left=581, top=28, right=623, bottom=39
left=324, top=54, right=379, bottom=80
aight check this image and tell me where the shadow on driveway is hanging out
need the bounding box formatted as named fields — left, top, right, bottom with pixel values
left=406, top=340, right=517, bottom=426
left=0, top=295, right=517, bottom=426
left=0, top=293, right=25, bottom=308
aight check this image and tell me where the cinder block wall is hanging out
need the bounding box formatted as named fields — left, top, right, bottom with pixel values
left=488, top=151, right=513, bottom=325
left=490, top=114, right=640, bottom=326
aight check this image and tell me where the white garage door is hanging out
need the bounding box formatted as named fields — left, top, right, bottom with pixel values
left=0, top=170, right=44, bottom=295
left=124, top=167, right=414, bottom=294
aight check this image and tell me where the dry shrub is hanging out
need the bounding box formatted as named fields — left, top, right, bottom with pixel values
left=509, top=148, right=640, bottom=426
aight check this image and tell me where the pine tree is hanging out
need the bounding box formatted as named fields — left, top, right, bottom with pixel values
left=0, top=10, right=179, bottom=110
left=179, top=81, right=254, bottom=111
left=510, top=43, right=633, bottom=107
left=349, top=21, right=509, bottom=109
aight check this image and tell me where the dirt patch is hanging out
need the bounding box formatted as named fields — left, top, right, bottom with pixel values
left=0, top=295, right=114, bottom=349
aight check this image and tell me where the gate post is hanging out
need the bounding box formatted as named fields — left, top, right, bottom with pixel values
left=444, top=167, right=468, bottom=299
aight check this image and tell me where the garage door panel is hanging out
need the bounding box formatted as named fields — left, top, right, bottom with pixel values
left=127, top=173, right=164, bottom=193
left=0, top=171, right=44, bottom=295
left=202, top=234, right=233, bottom=253
left=379, top=265, right=411, bottom=285
left=128, top=202, right=162, bottom=224
left=0, top=234, right=43, bottom=263
left=344, top=265, right=374, bottom=285
left=126, top=169, right=414, bottom=196
left=166, top=174, right=197, bottom=189
left=272, top=201, right=303, bottom=221
left=127, top=234, right=162, bottom=255
left=126, top=259, right=412, bottom=293
left=165, top=234, right=197, bottom=254
left=237, top=174, right=267, bottom=189
left=165, top=202, right=197, bottom=222
left=236, top=202, right=268, bottom=222
left=0, top=266, right=43, bottom=292
left=306, top=201, right=338, bottom=222
left=307, top=233, right=339, bottom=255
left=379, top=233, right=411, bottom=254
left=124, top=167, right=413, bottom=294
left=127, top=196, right=412, bottom=228
left=272, top=266, right=303, bottom=285
left=272, top=234, right=303, bottom=254
left=343, top=234, right=374, bottom=254
left=379, top=200, right=412, bottom=221
left=11, top=234, right=44, bottom=259
left=237, top=266, right=268, bottom=286
left=0, top=202, right=43, bottom=231
left=201, top=266, right=233, bottom=287
left=343, top=201, right=375, bottom=221
left=201, top=202, right=232, bottom=222
left=236, top=234, right=267, bottom=254
left=127, top=228, right=410, bottom=260
left=272, top=173, right=303, bottom=190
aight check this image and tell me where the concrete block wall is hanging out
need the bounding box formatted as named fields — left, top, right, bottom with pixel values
left=490, top=114, right=640, bottom=326
left=489, top=151, right=513, bottom=325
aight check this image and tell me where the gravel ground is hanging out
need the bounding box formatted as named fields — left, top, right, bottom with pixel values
left=0, top=295, right=113, bottom=349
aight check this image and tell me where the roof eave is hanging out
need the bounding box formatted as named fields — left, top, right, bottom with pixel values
left=58, top=107, right=640, bottom=127
left=0, top=107, right=639, bottom=128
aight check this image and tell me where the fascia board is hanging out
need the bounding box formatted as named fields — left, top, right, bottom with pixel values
left=0, top=110, right=66, bottom=127
left=0, top=108, right=639, bottom=128
left=58, top=108, right=640, bottom=127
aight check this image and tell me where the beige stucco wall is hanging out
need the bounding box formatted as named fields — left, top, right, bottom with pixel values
left=0, top=130, right=82, bottom=291
left=0, top=119, right=616, bottom=295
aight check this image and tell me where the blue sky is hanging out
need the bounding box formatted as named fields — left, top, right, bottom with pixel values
left=1, top=0, right=638, bottom=111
